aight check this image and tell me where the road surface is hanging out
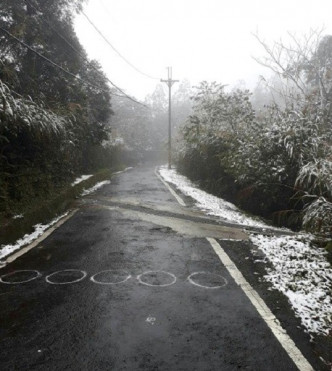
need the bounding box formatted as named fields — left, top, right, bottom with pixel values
left=0, top=164, right=327, bottom=370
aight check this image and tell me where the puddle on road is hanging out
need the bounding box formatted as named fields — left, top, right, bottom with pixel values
left=99, top=205, right=248, bottom=241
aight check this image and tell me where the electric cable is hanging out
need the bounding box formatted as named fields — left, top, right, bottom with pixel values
left=81, top=10, right=159, bottom=80
left=23, top=0, right=142, bottom=104
left=0, top=26, right=146, bottom=106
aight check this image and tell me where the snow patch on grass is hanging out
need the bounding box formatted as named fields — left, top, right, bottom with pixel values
left=71, top=174, right=92, bottom=186
left=81, top=180, right=110, bottom=196
left=159, top=166, right=268, bottom=228
left=0, top=212, right=69, bottom=260
left=250, top=234, right=332, bottom=336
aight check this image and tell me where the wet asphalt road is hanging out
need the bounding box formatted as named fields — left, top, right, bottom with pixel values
left=0, top=165, right=325, bottom=370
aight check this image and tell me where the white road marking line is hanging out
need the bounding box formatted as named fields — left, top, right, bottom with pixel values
left=1, top=210, right=78, bottom=268
left=207, top=237, right=314, bottom=371
left=158, top=166, right=313, bottom=370
left=155, top=167, right=186, bottom=206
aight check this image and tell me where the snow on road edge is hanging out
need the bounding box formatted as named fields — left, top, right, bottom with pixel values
left=1, top=179, right=112, bottom=261
left=71, top=174, right=92, bottom=186
left=159, top=165, right=269, bottom=228
left=159, top=166, right=332, bottom=336
left=0, top=212, right=69, bottom=261
left=81, top=180, right=110, bottom=196
left=250, top=234, right=331, bottom=336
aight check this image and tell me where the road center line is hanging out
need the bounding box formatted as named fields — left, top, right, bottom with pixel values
left=207, top=237, right=313, bottom=371
left=154, top=167, right=186, bottom=206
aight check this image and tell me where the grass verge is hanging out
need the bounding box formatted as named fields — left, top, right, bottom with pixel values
left=0, top=167, right=123, bottom=248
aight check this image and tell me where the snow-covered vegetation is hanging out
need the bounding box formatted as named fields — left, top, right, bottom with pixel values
left=0, top=212, right=69, bottom=261
left=0, top=0, right=116, bottom=216
left=177, top=32, right=332, bottom=239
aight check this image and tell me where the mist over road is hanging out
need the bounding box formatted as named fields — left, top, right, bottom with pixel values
left=0, top=164, right=323, bottom=370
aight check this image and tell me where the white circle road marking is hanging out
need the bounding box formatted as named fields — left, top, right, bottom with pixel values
left=137, top=271, right=177, bottom=287
left=187, top=272, right=228, bottom=289
left=0, top=270, right=42, bottom=284
left=45, top=269, right=87, bottom=285
left=90, top=270, right=131, bottom=285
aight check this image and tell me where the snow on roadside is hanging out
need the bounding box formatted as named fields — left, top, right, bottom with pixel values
left=0, top=212, right=69, bottom=261
left=159, top=165, right=269, bottom=228
left=71, top=174, right=92, bottom=186
left=81, top=180, right=110, bottom=196
left=250, top=234, right=331, bottom=336
left=1, top=179, right=110, bottom=261
left=112, top=167, right=133, bottom=176
left=159, top=165, right=331, bottom=336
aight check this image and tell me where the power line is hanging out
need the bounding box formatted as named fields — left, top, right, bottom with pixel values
left=0, top=26, right=107, bottom=93
left=22, top=0, right=145, bottom=106
left=81, top=10, right=159, bottom=81
left=0, top=26, right=146, bottom=106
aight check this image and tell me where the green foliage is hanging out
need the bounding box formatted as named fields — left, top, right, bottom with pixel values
left=0, top=0, right=115, bottom=215
left=177, top=80, right=332, bottom=236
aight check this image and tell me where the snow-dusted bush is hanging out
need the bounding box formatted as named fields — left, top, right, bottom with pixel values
left=177, top=82, right=331, bottom=235
left=296, top=159, right=332, bottom=236
left=0, top=80, right=69, bottom=134
left=0, top=80, right=76, bottom=213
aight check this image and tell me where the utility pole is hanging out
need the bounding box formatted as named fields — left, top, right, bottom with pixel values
left=161, top=67, right=179, bottom=169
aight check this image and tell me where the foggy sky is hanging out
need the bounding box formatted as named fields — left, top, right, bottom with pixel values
left=74, top=0, right=332, bottom=99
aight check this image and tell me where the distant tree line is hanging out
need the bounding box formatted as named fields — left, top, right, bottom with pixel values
left=177, top=31, right=332, bottom=238
left=110, top=80, right=192, bottom=163
left=0, top=0, right=116, bottom=215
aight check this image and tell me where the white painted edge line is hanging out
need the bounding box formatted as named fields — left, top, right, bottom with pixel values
left=206, top=237, right=314, bottom=371
left=154, top=167, right=186, bottom=206
left=1, top=210, right=78, bottom=268
left=155, top=165, right=313, bottom=370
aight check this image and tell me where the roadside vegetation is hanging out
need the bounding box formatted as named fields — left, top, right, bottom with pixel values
left=177, top=31, right=332, bottom=244
left=0, top=0, right=120, bottom=220
left=0, top=0, right=192, bottom=246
